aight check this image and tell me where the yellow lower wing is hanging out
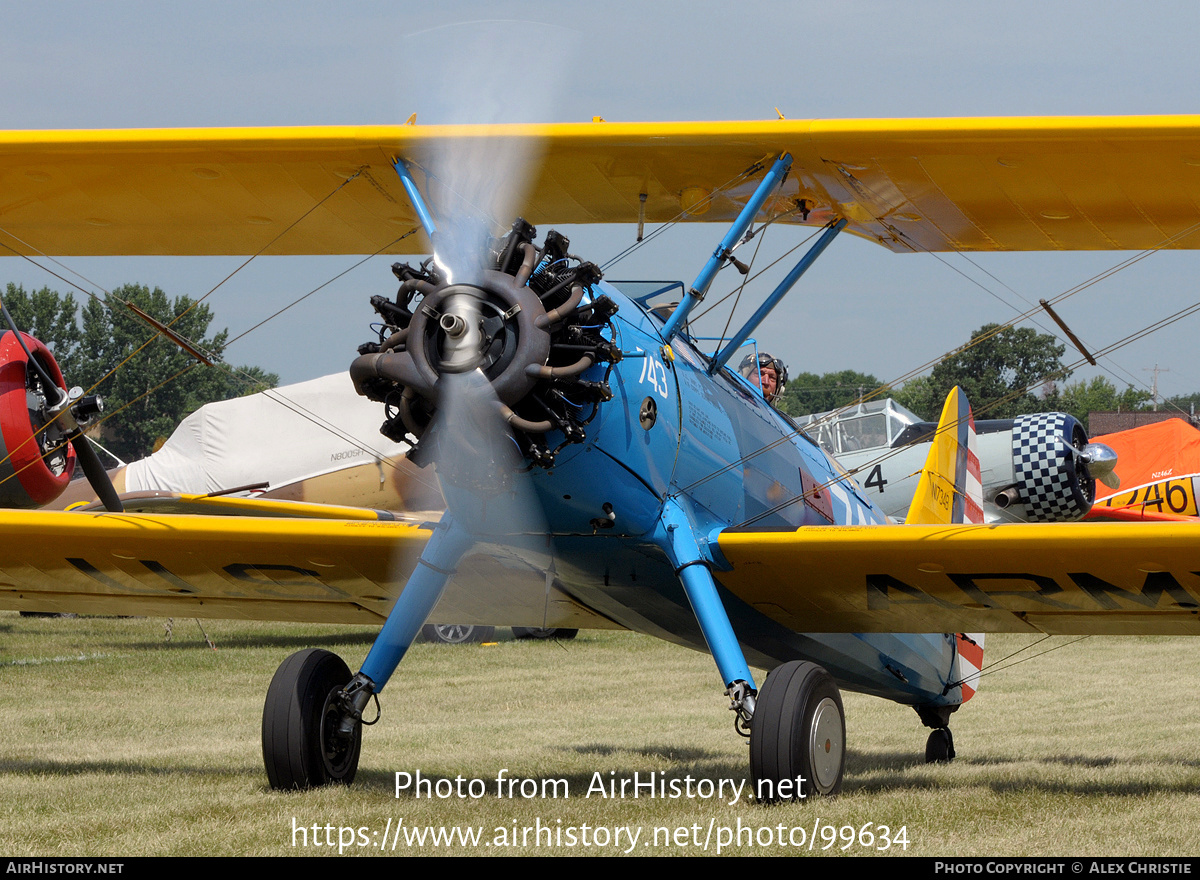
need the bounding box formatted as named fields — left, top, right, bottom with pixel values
left=0, top=507, right=616, bottom=630
left=717, top=522, right=1200, bottom=636
left=10, top=505, right=1198, bottom=638
left=0, top=509, right=429, bottom=623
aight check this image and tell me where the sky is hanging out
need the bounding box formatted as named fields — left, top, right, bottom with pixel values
left=3, top=1, right=1200, bottom=406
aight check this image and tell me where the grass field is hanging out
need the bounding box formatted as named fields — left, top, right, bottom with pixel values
left=2, top=611, right=1198, bottom=857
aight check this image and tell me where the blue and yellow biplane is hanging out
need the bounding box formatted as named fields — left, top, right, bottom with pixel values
left=2, top=116, right=1200, bottom=798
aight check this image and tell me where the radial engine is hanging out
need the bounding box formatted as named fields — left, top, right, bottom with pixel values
left=349, top=219, right=622, bottom=473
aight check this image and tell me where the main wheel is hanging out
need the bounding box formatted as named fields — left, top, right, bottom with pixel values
left=750, top=661, right=845, bottom=801
left=925, top=727, right=955, bottom=763
left=262, top=648, right=361, bottom=790
left=420, top=623, right=495, bottom=644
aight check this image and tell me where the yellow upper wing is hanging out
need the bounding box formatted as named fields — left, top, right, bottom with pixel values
left=3, top=116, right=1200, bottom=256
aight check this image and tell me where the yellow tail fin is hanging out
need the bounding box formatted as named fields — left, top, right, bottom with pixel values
left=904, top=386, right=984, bottom=525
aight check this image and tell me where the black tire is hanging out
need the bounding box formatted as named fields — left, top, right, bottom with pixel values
left=262, top=648, right=361, bottom=790
left=750, top=661, right=845, bottom=801
left=925, top=727, right=955, bottom=763
left=420, top=623, right=496, bottom=644
left=513, top=627, right=578, bottom=640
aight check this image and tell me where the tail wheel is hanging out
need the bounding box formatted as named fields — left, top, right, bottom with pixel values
left=925, top=727, right=955, bottom=763
left=262, top=648, right=361, bottom=790
left=750, top=660, right=845, bottom=801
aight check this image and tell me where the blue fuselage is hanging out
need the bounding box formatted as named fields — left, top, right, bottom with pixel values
left=520, top=282, right=962, bottom=708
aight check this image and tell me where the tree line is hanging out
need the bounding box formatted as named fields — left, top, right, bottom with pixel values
left=775, top=322, right=1174, bottom=432
left=2, top=283, right=278, bottom=463
left=6, top=282, right=1173, bottom=462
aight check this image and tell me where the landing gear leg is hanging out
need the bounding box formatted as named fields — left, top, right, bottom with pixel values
left=655, top=499, right=757, bottom=710
left=261, top=514, right=473, bottom=790
left=656, top=499, right=776, bottom=774
left=655, top=500, right=851, bottom=800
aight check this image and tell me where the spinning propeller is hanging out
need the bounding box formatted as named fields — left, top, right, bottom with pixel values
left=261, top=25, right=630, bottom=788
left=317, top=181, right=619, bottom=791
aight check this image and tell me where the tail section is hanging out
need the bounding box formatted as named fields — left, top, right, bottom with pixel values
left=905, top=386, right=984, bottom=525
left=901, top=389, right=987, bottom=704
left=954, top=633, right=985, bottom=702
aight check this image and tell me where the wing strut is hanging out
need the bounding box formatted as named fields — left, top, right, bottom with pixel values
left=661, top=154, right=793, bottom=343
left=393, top=159, right=439, bottom=239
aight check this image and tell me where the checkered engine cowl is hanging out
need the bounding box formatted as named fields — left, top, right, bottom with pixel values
left=1011, top=412, right=1095, bottom=522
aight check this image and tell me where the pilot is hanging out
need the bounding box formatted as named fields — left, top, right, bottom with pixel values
left=739, top=352, right=788, bottom=405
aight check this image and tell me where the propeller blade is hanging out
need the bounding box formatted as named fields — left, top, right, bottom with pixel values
left=432, top=369, right=548, bottom=540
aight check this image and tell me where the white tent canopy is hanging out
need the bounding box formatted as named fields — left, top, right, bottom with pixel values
left=124, top=373, right=408, bottom=495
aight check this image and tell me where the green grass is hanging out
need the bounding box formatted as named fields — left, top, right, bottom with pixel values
left=2, top=613, right=1198, bottom=856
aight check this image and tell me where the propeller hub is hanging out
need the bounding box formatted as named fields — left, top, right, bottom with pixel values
left=1080, top=442, right=1120, bottom=490
left=419, top=276, right=549, bottom=395
left=438, top=313, right=468, bottom=339
left=435, top=288, right=488, bottom=374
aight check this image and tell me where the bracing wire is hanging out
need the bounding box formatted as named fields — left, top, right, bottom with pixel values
left=677, top=201, right=1200, bottom=502
left=947, top=635, right=1092, bottom=691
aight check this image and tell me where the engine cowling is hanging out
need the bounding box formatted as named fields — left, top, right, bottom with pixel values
left=0, top=331, right=76, bottom=507
left=992, top=412, right=1099, bottom=522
